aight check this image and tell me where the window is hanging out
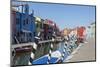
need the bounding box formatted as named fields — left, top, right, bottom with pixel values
left=23, top=20, right=26, bottom=25
left=16, top=18, right=20, bottom=24
left=23, top=18, right=29, bottom=25
left=40, top=23, right=42, bottom=28
left=37, top=23, right=39, bottom=28
left=26, top=19, right=28, bottom=24
left=29, top=33, right=32, bottom=37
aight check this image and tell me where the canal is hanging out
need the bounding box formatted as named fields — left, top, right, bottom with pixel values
left=12, top=40, right=78, bottom=65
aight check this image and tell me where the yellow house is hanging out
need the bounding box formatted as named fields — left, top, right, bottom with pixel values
left=62, top=28, right=70, bottom=36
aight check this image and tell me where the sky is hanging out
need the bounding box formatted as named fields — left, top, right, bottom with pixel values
left=12, top=1, right=96, bottom=30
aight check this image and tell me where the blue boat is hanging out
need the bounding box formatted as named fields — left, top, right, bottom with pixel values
left=32, top=50, right=62, bottom=64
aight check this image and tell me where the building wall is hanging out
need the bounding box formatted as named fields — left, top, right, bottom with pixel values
left=11, top=4, right=36, bottom=44
left=90, top=23, right=95, bottom=38
left=86, top=23, right=95, bottom=38
left=62, top=28, right=70, bottom=36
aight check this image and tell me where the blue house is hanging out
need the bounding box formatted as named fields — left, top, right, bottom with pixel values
left=11, top=4, right=36, bottom=44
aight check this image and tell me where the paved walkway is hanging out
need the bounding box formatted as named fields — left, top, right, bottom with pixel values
left=64, top=37, right=96, bottom=62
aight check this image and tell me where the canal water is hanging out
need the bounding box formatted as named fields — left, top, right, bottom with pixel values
left=12, top=40, right=78, bottom=65
left=13, top=42, right=59, bottom=65
left=12, top=52, right=31, bottom=65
